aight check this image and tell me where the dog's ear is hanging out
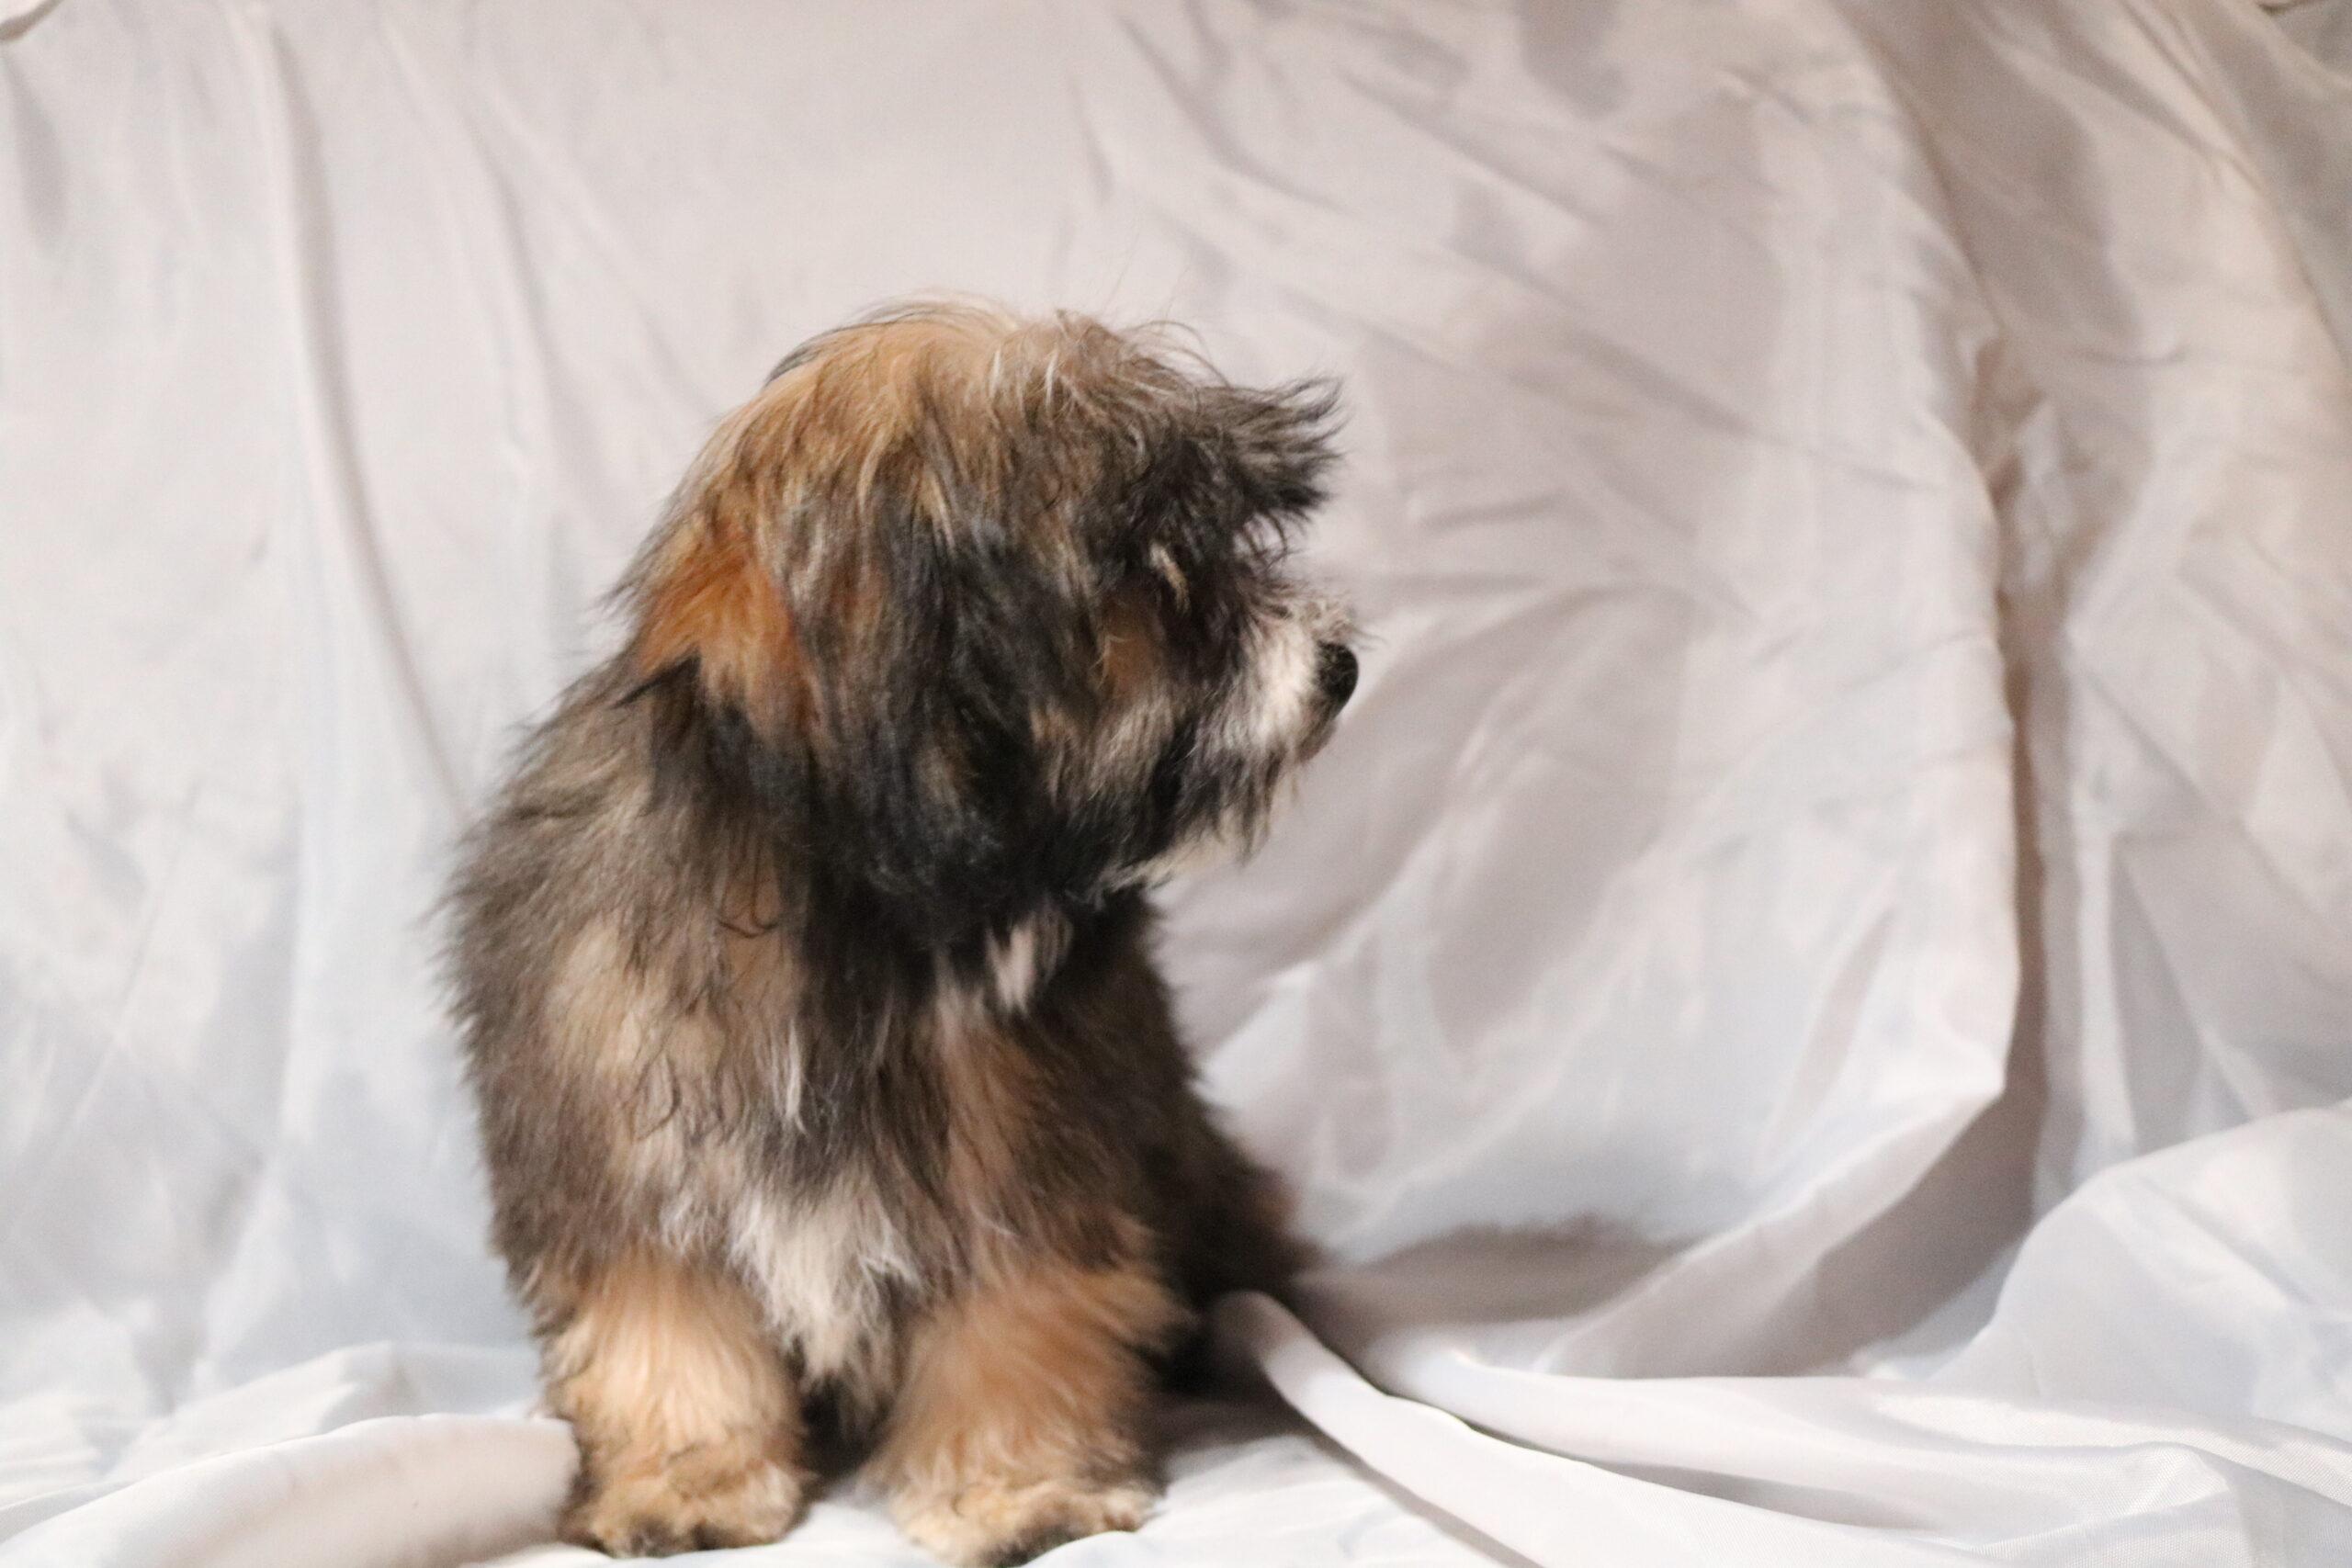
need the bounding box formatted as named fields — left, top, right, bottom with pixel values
left=818, top=518, right=1127, bottom=940
left=621, top=422, right=1097, bottom=944
left=1205, top=378, right=1341, bottom=525
left=625, top=478, right=806, bottom=727
left=1120, top=378, right=1340, bottom=587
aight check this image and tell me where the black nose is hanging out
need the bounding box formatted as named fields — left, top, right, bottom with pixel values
left=1316, top=642, right=1359, bottom=708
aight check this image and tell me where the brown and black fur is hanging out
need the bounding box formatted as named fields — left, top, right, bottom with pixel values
left=444, top=304, right=1355, bottom=1564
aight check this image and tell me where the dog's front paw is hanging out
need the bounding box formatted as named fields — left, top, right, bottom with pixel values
left=563, top=1446, right=807, bottom=1558
left=895, top=1474, right=1154, bottom=1567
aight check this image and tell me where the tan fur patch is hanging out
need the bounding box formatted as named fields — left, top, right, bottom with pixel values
left=934, top=1011, right=1042, bottom=1204
left=547, top=922, right=660, bottom=1057
left=631, top=309, right=1027, bottom=721
left=729, top=1179, right=915, bottom=1398
left=548, top=1250, right=807, bottom=1555
left=1097, top=591, right=1163, bottom=699
left=633, top=508, right=800, bottom=713
left=548, top=921, right=738, bottom=1153
left=894, top=1476, right=1155, bottom=1568
left=873, top=1254, right=1184, bottom=1565
left=753, top=312, right=1000, bottom=521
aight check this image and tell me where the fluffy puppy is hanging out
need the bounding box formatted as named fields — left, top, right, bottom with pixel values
left=445, top=303, right=1355, bottom=1564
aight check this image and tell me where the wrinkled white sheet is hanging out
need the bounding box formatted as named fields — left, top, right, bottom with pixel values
left=5, top=0, right=2352, bottom=1563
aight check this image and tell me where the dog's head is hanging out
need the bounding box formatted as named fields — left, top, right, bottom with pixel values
left=623, top=303, right=1354, bottom=948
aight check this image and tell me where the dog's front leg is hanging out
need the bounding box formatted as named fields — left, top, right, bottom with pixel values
left=543, top=1248, right=808, bottom=1557
left=874, top=1251, right=1184, bottom=1567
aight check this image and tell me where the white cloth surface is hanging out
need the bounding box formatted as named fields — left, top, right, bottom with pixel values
left=4, top=0, right=2350, bottom=1562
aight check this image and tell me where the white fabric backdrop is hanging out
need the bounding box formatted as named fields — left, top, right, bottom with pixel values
left=5, top=0, right=2351, bottom=1563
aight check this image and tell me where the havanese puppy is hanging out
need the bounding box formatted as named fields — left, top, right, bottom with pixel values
left=446, top=302, right=1355, bottom=1564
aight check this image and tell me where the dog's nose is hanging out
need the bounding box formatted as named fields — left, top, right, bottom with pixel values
left=1316, top=642, right=1358, bottom=709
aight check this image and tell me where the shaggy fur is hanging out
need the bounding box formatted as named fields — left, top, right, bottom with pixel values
left=445, top=303, right=1354, bottom=1563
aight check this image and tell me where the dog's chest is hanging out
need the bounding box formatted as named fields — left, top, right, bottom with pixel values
left=603, top=1075, right=933, bottom=1387
left=551, top=919, right=1052, bottom=1382
left=724, top=1178, right=917, bottom=1386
